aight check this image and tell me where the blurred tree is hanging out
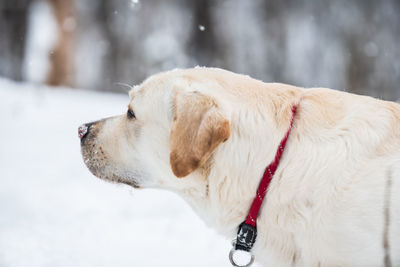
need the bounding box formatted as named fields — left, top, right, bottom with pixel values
left=343, top=0, right=400, bottom=100
left=186, top=0, right=222, bottom=67
left=261, top=0, right=291, bottom=83
left=0, top=0, right=30, bottom=81
left=94, top=0, right=121, bottom=91
left=1, top=0, right=400, bottom=100
left=47, top=0, right=76, bottom=87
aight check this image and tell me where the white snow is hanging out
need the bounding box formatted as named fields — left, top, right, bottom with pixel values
left=0, top=79, right=237, bottom=267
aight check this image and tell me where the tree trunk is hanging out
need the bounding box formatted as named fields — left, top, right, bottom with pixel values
left=47, top=0, right=76, bottom=87
left=187, top=0, right=221, bottom=66
left=0, top=0, right=29, bottom=81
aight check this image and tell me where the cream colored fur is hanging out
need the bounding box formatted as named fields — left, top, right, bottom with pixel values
left=80, top=67, right=400, bottom=267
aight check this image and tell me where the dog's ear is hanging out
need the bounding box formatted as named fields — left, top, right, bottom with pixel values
left=170, top=91, right=230, bottom=178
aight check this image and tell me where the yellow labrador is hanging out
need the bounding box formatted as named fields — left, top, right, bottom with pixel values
left=79, top=67, right=400, bottom=267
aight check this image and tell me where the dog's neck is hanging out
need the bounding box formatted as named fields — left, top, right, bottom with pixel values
left=175, top=85, right=304, bottom=235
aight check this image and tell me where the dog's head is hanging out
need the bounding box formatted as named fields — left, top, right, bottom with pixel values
left=80, top=69, right=230, bottom=190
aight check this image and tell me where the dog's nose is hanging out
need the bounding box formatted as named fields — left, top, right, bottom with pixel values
left=78, top=123, right=93, bottom=140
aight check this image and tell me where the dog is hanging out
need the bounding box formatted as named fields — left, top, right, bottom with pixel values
left=79, top=67, right=400, bottom=266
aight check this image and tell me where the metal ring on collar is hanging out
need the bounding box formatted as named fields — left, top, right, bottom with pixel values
left=229, top=243, right=255, bottom=267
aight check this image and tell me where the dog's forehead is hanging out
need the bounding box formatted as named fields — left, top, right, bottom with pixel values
left=127, top=75, right=180, bottom=118
left=129, top=71, right=183, bottom=102
left=128, top=86, right=139, bottom=99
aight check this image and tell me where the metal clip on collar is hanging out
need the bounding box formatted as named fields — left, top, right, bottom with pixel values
left=229, top=222, right=257, bottom=267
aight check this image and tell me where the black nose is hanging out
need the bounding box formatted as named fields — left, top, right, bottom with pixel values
left=78, top=122, right=94, bottom=140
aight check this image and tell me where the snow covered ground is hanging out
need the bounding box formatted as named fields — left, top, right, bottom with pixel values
left=0, top=78, right=250, bottom=267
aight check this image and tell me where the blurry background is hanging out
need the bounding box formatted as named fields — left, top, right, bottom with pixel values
left=1, top=1, right=400, bottom=267
left=1, top=0, right=400, bottom=99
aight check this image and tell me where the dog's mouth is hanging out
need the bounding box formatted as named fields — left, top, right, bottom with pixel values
left=83, top=157, right=141, bottom=189
left=82, top=153, right=141, bottom=189
left=81, top=141, right=141, bottom=189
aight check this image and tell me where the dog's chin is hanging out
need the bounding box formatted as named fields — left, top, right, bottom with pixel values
left=90, top=166, right=141, bottom=189
left=82, top=157, right=141, bottom=189
left=115, top=176, right=141, bottom=189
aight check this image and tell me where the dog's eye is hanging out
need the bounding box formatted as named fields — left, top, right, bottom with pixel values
left=127, top=109, right=136, bottom=119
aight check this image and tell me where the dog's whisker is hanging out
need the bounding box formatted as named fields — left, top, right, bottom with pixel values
left=115, top=82, right=134, bottom=93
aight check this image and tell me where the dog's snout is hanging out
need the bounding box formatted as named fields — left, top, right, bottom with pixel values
left=78, top=123, right=93, bottom=140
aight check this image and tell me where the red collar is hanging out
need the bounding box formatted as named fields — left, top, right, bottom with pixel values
left=232, top=105, right=297, bottom=255
left=245, top=105, right=297, bottom=227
